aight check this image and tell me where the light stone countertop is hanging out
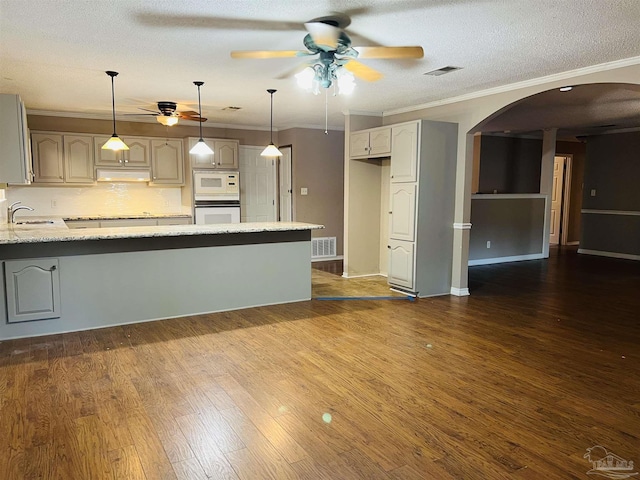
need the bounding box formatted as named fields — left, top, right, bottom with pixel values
left=0, top=218, right=324, bottom=245
left=63, top=213, right=192, bottom=221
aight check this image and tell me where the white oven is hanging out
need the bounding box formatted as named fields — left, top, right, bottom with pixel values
left=193, top=171, right=241, bottom=225
left=193, top=170, right=239, bottom=201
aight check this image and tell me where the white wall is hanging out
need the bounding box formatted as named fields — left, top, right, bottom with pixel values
left=5, top=183, right=185, bottom=218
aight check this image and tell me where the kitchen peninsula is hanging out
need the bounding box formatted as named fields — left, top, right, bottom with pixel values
left=0, top=220, right=323, bottom=340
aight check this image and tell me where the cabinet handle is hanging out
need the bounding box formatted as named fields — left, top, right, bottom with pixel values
left=387, top=245, right=391, bottom=249
left=124, top=160, right=129, bottom=163
left=50, top=265, right=57, bottom=271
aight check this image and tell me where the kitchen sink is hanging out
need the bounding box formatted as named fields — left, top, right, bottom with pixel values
left=15, top=220, right=55, bottom=225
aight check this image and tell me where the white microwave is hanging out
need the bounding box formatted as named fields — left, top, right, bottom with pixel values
left=193, top=171, right=239, bottom=200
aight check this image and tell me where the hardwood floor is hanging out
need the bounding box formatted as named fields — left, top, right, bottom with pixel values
left=1, top=248, right=639, bottom=479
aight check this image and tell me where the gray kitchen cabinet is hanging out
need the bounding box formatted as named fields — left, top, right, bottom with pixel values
left=64, top=220, right=101, bottom=229
left=349, top=127, right=391, bottom=158
left=32, top=133, right=64, bottom=183
left=63, top=135, right=94, bottom=183
left=0, top=94, right=32, bottom=184
left=32, top=132, right=95, bottom=184
left=389, top=183, right=416, bottom=241
left=187, top=137, right=239, bottom=170
left=4, top=258, right=61, bottom=323
left=100, top=218, right=158, bottom=228
left=94, top=136, right=151, bottom=168
left=156, top=217, right=191, bottom=225
left=65, top=217, right=192, bottom=228
left=150, top=139, right=184, bottom=185
left=388, top=239, right=415, bottom=289
left=390, top=122, right=418, bottom=183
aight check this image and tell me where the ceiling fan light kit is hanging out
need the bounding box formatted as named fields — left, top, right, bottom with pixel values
left=189, top=81, right=214, bottom=156
left=261, top=89, right=282, bottom=157
left=102, top=71, right=129, bottom=151
left=156, top=115, right=179, bottom=126
left=232, top=14, right=423, bottom=95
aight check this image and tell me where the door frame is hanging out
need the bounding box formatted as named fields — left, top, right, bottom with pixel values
left=560, top=154, right=573, bottom=245
left=277, top=145, right=294, bottom=222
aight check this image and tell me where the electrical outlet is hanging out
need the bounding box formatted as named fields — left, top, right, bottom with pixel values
left=486, top=241, right=491, bottom=248
left=301, top=187, right=308, bottom=196
left=590, top=189, right=597, bottom=197
left=51, top=199, right=57, bottom=208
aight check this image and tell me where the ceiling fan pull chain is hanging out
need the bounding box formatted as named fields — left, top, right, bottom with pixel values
left=325, top=88, right=328, bottom=135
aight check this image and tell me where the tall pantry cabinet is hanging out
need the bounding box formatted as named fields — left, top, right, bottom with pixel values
left=347, top=119, right=458, bottom=297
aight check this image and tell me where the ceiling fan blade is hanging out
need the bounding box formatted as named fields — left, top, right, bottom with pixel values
left=343, top=60, right=383, bottom=82
left=179, top=112, right=207, bottom=122
left=231, top=50, right=307, bottom=59
left=304, top=21, right=340, bottom=50
left=353, top=46, right=424, bottom=59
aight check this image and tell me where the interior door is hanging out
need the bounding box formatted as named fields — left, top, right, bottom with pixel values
left=239, top=146, right=277, bottom=223
left=550, top=156, right=565, bottom=245
left=279, top=146, right=293, bottom=222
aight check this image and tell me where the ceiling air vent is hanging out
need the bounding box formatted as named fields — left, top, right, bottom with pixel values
left=424, top=66, right=462, bottom=76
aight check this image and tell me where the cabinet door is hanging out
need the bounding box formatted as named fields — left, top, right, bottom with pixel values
left=100, top=218, right=158, bottom=227
left=32, top=133, right=64, bottom=183
left=214, top=140, right=239, bottom=169
left=150, top=139, right=184, bottom=185
left=157, top=217, right=192, bottom=225
left=391, top=122, right=419, bottom=183
left=389, top=184, right=416, bottom=241
left=189, top=137, right=216, bottom=168
left=63, top=135, right=94, bottom=183
left=4, top=258, right=61, bottom=323
left=122, top=137, right=151, bottom=167
left=349, top=131, right=370, bottom=157
left=369, top=128, right=391, bottom=156
left=388, top=240, right=415, bottom=290
left=94, top=135, right=122, bottom=167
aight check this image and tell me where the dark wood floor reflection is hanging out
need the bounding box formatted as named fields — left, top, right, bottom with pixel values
left=1, top=248, right=639, bottom=479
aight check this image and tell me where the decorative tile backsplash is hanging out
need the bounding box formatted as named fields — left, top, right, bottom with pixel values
left=5, top=184, right=187, bottom=218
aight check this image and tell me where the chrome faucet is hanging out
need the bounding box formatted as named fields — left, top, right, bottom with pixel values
left=8, top=201, right=35, bottom=223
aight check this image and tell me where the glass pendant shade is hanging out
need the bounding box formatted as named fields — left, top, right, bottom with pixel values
left=190, top=139, right=214, bottom=155
left=102, top=134, right=129, bottom=151
left=261, top=143, right=282, bottom=157
left=189, top=81, right=214, bottom=155
left=102, top=71, right=129, bottom=151
left=157, top=115, right=179, bottom=126
left=261, top=89, right=282, bottom=157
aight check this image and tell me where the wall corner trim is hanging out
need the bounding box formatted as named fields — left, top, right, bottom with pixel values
left=453, top=222, right=472, bottom=230
left=450, top=287, right=470, bottom=296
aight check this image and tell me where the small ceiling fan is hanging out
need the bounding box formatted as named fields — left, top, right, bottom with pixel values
left=126, top=101, right=207, bottom=126
left=230, top=14, right=423, bottom=90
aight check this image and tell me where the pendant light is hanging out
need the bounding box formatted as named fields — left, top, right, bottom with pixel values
left=189, top=81, right=214, bottom=155
left=261, top=89, right=282, bottom=157
left=102, top=71, right=129, bottom=151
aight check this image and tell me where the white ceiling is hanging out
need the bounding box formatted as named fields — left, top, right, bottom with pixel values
left=1, top=0, right=640, bottom=131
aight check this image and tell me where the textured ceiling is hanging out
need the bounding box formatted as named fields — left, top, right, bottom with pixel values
left=1, top=0, right=640, bottom=131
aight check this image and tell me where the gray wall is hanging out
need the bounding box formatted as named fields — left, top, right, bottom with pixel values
left=279, top=128, right=344, bottom=255
left=478, top=135, right=542, bottom=194
left=581, top=131, right=640, bottom=256
left=469, top=196, right=546, bottom=263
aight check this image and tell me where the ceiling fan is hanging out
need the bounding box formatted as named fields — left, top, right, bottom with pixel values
left=230, top=14, right=423, bottom=92
left=126, top=101, right=207, bottom=126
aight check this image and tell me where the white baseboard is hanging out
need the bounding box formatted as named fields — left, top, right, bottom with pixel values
left=450, top=287, right=470, bottom=296
left=341, top=273, right=387, bottom=279
left=311, top=255, right=344, bottom=263
left=578, top=249, right=640, bottom=261
left=468, top=253, right=544, bottom=266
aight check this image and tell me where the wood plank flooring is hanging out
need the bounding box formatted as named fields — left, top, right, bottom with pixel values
left=1, top=247, right=639, bottom=479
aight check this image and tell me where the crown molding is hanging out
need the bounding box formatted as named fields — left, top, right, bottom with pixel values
left=385, top=56, right=640, bottom=117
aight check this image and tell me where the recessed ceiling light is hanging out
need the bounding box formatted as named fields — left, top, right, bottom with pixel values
left=559, top=86, right=573, bottom=92
left=424, top=66, right=462, bottom=76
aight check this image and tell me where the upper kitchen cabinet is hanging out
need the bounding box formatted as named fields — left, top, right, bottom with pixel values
left=349, top=126, right=391, bottom=159
left=32, top=132, right=95, bottom=184
left=94, top=136, right=151, bottom=168
left=390, top=122, right=419, bottom=183
left=187, top=137, right=239, bottom=170
left=150, top=139, right=184, bottom=185
left=0, top=94, right=33, bottom=184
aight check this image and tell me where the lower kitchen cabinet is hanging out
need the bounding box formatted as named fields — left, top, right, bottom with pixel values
left=65, top=217, right=192, bottom=228
left=388, top=239, right=414, bottom=290
left=4, top=258, right=61, bottom=323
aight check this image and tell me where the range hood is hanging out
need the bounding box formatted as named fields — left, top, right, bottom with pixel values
left=96, top=168, right=151, bottom=182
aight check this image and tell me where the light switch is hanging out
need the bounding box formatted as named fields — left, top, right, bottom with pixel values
left=301, top=187, right=308, bottom=195
left=590, top=189, right=597, bottom=197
